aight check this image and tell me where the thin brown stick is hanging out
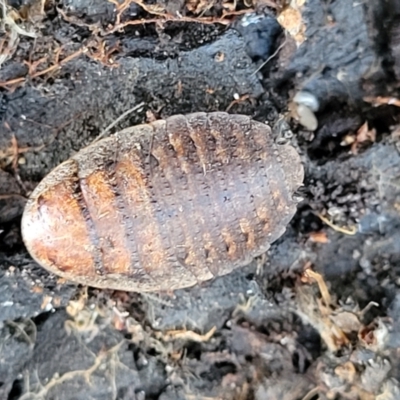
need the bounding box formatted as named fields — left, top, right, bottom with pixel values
left=0, top=193, right=27, bottom=200
left=318, top=213, right=357, bottom=235
left=251, top=37, right=287, bottom=76
left=94, top=102, right=145, bottom=143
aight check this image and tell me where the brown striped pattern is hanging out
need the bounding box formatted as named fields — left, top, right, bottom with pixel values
left=21, top=112, right=304, bottom=292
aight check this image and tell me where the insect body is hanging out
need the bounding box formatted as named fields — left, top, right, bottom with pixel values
left=21, top=112, right=304, bottom=292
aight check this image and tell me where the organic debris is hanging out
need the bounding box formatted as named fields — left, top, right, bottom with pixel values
left=317, top=213, right=358, bottom=235
left=0, top=0, right=258, bottom=90
left=308, top=231, right=329, bottom=243
left=59, top=0, right=256, bottom=36
left=2, top=1, right=400, bottom=399
left=364, top=96, right=400, bottom=108
left=341, top=121, right=377, bottom=155
left=0, top=0, right=36, bottom=69
left=277, top=0, right=306, bottom=46
left=297, top=266, right=378, bottom=352
left=293, top=266, right=396, bottom=399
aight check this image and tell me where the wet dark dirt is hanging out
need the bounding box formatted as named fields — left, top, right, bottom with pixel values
left=1, top=0, right=400, bottom=399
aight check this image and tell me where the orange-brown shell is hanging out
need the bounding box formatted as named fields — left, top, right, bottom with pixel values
left=21, top=112, right=304, bottom=292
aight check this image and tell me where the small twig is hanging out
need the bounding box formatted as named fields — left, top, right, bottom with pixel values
left=359, top=301, right=379, bottom=317
left=225, top=94, right=252, bottom=112
left=86, top=39, right=120, bottom=66
left=30, top=47, right=86, bottom=79
left=0, top=0, right=36, bottom=69
left=60, top=2, right=252, bottom=36
left=0, top=76, right=25, bottom=90
left=104, top=11, right=246, bottom=34
left=57, top=7, right=101, bottom=32
left=108, top=0, right=133, bottom=25
left=94, top=102, right=145, bottom=143
left=317, top=213, right=357, bottom=235
left=0, top=47, right=86, bottom=90
left=162, top=326, right=217, bottom=342
left=1, top=139, right=45, bottom=162
left=251, top=37, right=287, bottom=76
left=301, top=387, right=320, bottom=400
left=10, top=134, right=19, bottom=170
left=6, top=319, right=37, bottom=349
left=0, top=193, right=27, bottom=200
left=302, top=267, right=332, bottom=308
left=0, top=0, right=36, bottom=38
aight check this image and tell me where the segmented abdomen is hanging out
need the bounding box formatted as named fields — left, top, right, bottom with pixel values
left=21, top=112, right=303, bottom=292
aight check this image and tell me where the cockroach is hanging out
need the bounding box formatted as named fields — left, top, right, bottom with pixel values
left=21, top=112, right=304, bottom=292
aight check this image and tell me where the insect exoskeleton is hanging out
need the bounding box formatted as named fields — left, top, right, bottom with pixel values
left=21, top=112, right=304, bottom=292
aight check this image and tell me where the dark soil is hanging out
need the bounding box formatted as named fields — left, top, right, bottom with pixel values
left=1, top=0, right=400, bottom=399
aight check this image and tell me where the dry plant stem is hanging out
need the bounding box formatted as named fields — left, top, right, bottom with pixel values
left=301, top=387, right=320, bottom=400
left=1, top=1, right=253, bottom=90
left=296, top=283, right=351, bottom=351
left=6, top=319, right=36, bottom=349
left=318, top=213, right=357, bottom=235
left=105, top=9, right=252, bottom=34
left=30, top=47, right=86, bottom=79
left=360, top=301, right=379, bottom=317
left=303, top=268, right=332, bottom=308
left=19, top=342, right=126, bottom=400
left=61, top=1, right=254, bottom=36
left=0, top=0, right=36, bottom=68
left=87, top=39, right=120, bottom=66
left=0, top=76, right=25, bottom=89
left=0, top=1, right=36, bottom=37
left=1, top=116, right=79, bottom=184
left=162, top=326, right=217, bottom=342
left=0, top=1, right=251, bottom=91
left=94, top=102, right=146, bottom=143
left=251, top=37, right=288, bottom=76
left=225, top=94, right=252, bottom=112
left=2, top=135, right=45, bottom=169
left=108, top=0, right=133, bottom=25
left=197, top=2, right=215, bottom=18
left=0, top=193, right=27, bottom=200
left=124, top=0, right=166, bottom=17
left=0, top=47, right=86, bottom=90
left=0, top=0, right=36, bottom=56
left=56, top=8, right=101, bottom=32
